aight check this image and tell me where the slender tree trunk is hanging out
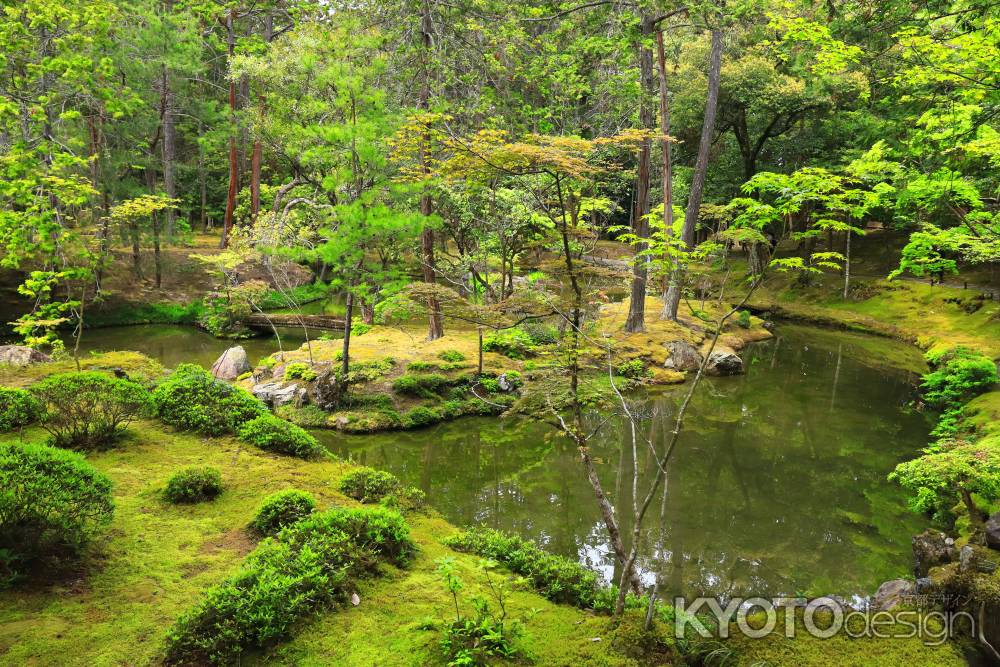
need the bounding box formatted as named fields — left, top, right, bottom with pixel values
left=656, top=30, right=681, bottom=320
left=666, top=28, right=723, bottom=320
left=250, top=12, right=271, bottom=221
left=341, top=290, right=354, bottom=376
left=419, top=0, right=444, bottom=340
left=153, top=213, right=162, bottom=288
left=843, top=230, right=851, bottom=298
left=160, top=0, right=177, bottom=240
left=625, top=15, right=656, bottom=333
left=221, top=9, right=238, bottom=248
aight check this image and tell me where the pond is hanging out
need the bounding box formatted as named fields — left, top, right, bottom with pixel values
left=58, top=324, right=314, bottom=369
left=313, top=324, right=933, bottom=603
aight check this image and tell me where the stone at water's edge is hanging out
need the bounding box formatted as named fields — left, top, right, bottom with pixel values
left=0, top=345, right=51, bottom=367
left=986, top=512, right=1000, bottom=550
left=663, top=340, right=702, bottom=371
left=252, top=381, right=303, bottom=408
left=872, top=578, right=915, bottom=611
left=912, top=529, right=956, bottom=576
left=211, top=346, right=250, bottom=380
left=309, top=368, right=342, bottom=410
left=705, top=346, right=743, bottom=376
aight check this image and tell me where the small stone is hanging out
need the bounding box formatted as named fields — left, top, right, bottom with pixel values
left=706, top=346, right=744, bottom=376
left=0, top=345, right=51, bottom=367
left=211, top=346, right=251, bottom=380
left=915, top=577, right=933, bottom=594
left=986, top=512, right=1000, bottom=550
left=873, top=579, right=915, bottom=611
left=351, top=592, right=360, bottom=606
left=959, top=545, right=975, bottom=572
left=663, top=340, right=702, bottom=371
left=912, top=529, right=956, bottom=577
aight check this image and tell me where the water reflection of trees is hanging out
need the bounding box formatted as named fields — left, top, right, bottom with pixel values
left=322, top=329, right=931, bottom=600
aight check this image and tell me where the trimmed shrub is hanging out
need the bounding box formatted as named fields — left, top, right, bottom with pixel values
left=339, top=467, right=400, bottom=503
left=0, top=387, right=41, bottom=432
left=164, top=467, right=224, bottom=504
left=392, top=373, right=449, bottom=397
left=437, top=349, right=466, bottom=363
left=164, top=507, right=414, bottom=665
left=402, top=406, right=442, bottom=429
left=735, top=309, right=752, bottom=329
left=380, top=486, right=427, bottom=513
left=153, top=364, right=266, bottom=435
left=445, top=527, right=606, bottom=610
left=237, top=414, right=324, bottom=459
left=614, top=359, right=650, bottom=380
left=31, top=372, right=151, bottom=449
left=0, top=442, right=114, bottom=576
left=250, top=490, right=316, bottom=536
left=483, top=328, right=534, bottom=359
left=283, top=363, right=317, bottom=382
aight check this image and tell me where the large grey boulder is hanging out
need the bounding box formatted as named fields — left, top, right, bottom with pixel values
left=0, top=345, right=51, bottom=367
left=664, top=340, right=702, bottom=371
left=872, top=579, right=914, bottom=611
left=705, top=346, right=744, bottom=376
left=309, top=368, right=343, bottom=410
left=211, top=346, right=251, bottom=380
left=986, top=512, right=1000, bottom=550
left=252, top=381, right=303, bottom=408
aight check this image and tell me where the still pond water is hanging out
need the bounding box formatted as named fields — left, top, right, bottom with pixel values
left=67, top=321, right=931, bottom=602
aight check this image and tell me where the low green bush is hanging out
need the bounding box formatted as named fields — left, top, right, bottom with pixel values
left=520, top=321, right=558, bottom=345
left=0, top=387, right=41, bottom=432
left=31, top=371, right=152, bottom=449
left=445, top=527, right=607, bottom=610
left=735, top=310, right=752, bottom=329
left=237, top=414, right=324, bottom=459
left=921, top=347, right=998, bottom=409
left=482, top=328, right=534, bottom=359
left=392, top=373, right=449, bottom=397
left=250, top=490, right=316, bottom=536
left=615, top=359, right=650, bottom=380
left=406, top=360, right=444, bottom=373
left=153, top=364, right=266, bottom=435
left=338, top=467, right=400, bottom=503
left=164, top=507, right=414, bottom=665
left=402, top=405, right=442, bottom=429
left=437, top=349, right=466, bottom=363
left=351, top=322, right=372, bottom=337
left=163, top=467, right=224, bottom=504
left=379, top=486, right=426, bottom=513
left=283, top=363, right=317, bottom=382
left=0, top=442, right=114, bottom=580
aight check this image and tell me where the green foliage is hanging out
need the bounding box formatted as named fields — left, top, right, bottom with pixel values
left=438, top=350, right=466, bottom=363
left=379, top=486, right=427, bottom=513
left=736, top=309, right=752, bottom=329
left=483, top=329, right=534, bottom=360
left=614, top=359, right=650, bottom=380
left=345, top=357, right=396, bottom=384
left=0, top=442, right=114, bottom=581
left=393, top=373, right=450, bottom=397
left=31, top=372, right=151, bottom=450
left=402, top=406, right=443, bottom=429
left=164, top=506, right=414, bottom=665
left=153, top=364, right=266, bottom=436
left=519, top=321, right=558, bottom=345
left=0, top=387, right=41, bottom=432
left=890, top=443, right=1000, bottom=525
left=249, top=490, right=316, bottom=537
left=236, top=414, right=324, bottom=460
left=163, top=467, right=224, bottom=504
left=351, top=323, right=372, bottom=337
left=921, top=347, right=997, bottom=409
left=338, top=467, right=401, bottom=503
left=445, top=527, right=606, bottom=610
left=436, top=557, right=526, bottom=667
left=283, top=362, right=317, bottom=382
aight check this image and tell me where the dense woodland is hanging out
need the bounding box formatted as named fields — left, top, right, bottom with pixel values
left=2, top=0, right=1000, bottom=665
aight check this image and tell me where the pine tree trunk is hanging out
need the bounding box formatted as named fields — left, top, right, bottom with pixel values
left=656, top=30, right=681, bottom=321
left=419, top=0, right=443, bottom=340
left=341, top=290, right=354, bottom=376
left=625, top=15, right=656, bottom=333
left=221, top=9, right=238, bottom=248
